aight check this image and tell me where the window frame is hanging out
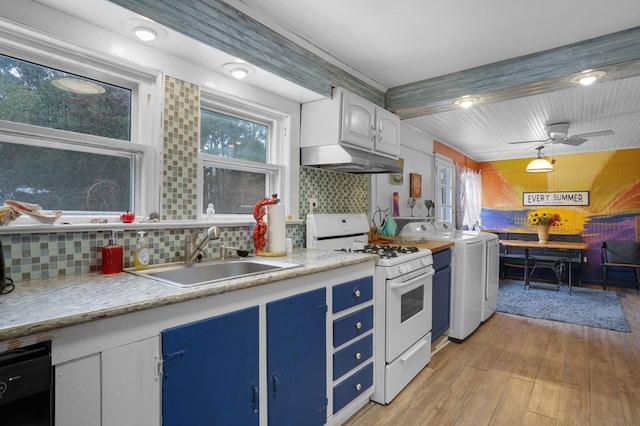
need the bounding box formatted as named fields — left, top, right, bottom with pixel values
left=198, top=91, right=290, bottom=220
left=0, top=22, right=162, bottom=224
left=435, top=154, right=456, bottom=225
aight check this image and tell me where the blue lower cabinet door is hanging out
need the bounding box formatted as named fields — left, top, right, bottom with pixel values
left=267, top=288, right=327, bottom=426
left=161, top=306, right=259, bottom=426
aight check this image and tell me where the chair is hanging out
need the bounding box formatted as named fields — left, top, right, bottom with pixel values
left=601, top=241, right=640, bottom=290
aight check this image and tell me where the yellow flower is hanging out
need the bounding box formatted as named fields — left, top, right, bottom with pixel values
left=527, top=209, right=562, bottom=226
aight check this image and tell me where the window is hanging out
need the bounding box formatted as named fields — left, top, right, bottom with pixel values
left=200, top=94, right=286, bottom=216
left=0, top=45, right=157, bottom=217
left=435, top=155, right=455, bottom=224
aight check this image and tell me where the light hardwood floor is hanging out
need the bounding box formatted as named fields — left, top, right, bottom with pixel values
left=344, top=285, right=640, bottom=426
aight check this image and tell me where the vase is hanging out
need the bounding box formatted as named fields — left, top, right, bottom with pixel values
left=537, top=225, right=550, bottom=243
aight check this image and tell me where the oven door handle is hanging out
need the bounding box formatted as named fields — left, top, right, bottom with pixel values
left=388, top=268, right=434, bottom=290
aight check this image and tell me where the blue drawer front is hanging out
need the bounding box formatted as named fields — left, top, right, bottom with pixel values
left=333, top=362, right=373, bottom=413
left=433, top=248, right=452, bottom=272
left=333, top=334, right=373, bottom=380
left=333, top=305, right=373, bottom=347
left=332, top=276, right=373, bottom=313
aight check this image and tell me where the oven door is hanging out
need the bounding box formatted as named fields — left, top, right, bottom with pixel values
left=385, top=266, right=434, bottom=361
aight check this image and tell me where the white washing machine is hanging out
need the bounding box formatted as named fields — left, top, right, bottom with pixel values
left=400, top=222, right=485, bottom=341
left=461, top=229, right=499, bottom=322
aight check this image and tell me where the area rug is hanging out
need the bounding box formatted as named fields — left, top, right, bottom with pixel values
left=497, top=279, right=630, bottom=332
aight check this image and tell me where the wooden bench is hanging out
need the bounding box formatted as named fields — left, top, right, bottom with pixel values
left=496, top=232, right=583, bottom=284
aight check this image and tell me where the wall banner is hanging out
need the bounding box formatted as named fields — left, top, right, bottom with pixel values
left=523, top=191, right=590, bottom=206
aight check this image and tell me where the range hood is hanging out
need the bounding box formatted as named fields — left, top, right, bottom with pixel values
left=300, top=145, right=403, bottom=174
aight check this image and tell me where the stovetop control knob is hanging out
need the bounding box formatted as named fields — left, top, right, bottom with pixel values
left=399, top=264, right=411, bottom=274
left=421, top=258, right=431, bottom=267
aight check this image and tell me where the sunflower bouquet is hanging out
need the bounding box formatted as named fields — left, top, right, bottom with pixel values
left=527, top=210, right=562, bottom=226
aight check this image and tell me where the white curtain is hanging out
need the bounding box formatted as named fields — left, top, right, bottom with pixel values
left=458, top=167, right=482, bottom=230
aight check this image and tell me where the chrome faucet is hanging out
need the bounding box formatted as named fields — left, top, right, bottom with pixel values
left=185, top=226, right=220, bottom=264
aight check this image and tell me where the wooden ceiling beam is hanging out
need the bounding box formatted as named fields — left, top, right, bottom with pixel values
left=385, top=26, right=640, bottom=119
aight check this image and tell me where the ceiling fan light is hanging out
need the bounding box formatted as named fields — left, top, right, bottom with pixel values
left=526, top=158, right=554, bottom=173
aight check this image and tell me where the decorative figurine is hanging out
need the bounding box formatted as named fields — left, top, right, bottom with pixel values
left=252, top=194, right=279, bottom=254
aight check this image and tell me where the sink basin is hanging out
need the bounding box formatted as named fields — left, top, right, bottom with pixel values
left=127, top=258, right=301, bottom=288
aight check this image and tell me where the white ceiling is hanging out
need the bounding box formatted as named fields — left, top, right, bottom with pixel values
left=226, top=0, right=640, bottom=161
left=23, top=0, right=640, bottom=162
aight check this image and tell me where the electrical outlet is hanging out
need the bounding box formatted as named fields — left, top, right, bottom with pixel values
left=309, top=198, right=318, bottom=213
left=583, top=256, right=588, bottom=263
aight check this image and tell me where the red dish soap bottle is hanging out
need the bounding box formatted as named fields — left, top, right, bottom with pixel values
left=102, top=230, right=123, bottom=274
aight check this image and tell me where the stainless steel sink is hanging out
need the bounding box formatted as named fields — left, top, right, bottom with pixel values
left=127, top=258, right=301, bottom=288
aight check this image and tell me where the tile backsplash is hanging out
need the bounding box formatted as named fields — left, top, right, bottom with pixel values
left=0, top=77, right=368, bottom=283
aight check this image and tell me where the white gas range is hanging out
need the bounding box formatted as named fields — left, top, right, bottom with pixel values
left=307, top=214, right=434, bottom=404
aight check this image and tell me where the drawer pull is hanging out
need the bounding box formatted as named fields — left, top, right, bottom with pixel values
left=355, top=383, right=362, bottom=391
left=353, top=289, right=361, bottom=298
left=355, top=321, right=362, bottom=329
left=355, top=352, right=362, bottom=360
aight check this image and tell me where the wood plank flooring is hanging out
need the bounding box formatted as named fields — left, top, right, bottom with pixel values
left=344, top=286, right=640, bottom=425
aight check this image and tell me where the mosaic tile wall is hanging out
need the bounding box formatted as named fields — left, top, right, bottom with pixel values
left=299, top=166, right=368, bottom=217
left=0, top=77, right=368, bottom=283
left=162, top=76, right=200, bottom=221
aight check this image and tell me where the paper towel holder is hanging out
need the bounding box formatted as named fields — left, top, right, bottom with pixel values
left=252, top=194, right=287, bottom=257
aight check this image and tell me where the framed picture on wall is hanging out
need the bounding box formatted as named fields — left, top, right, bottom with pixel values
left=389, top=173, right=403, bottom=185
left=410, top=173, right=422, bottom=198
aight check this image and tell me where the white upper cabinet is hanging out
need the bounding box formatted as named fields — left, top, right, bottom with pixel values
left=375, top=107, right=400, bottom=156
left=340, top=89, right=400, bottom=157
left=301, top=88, right=400, bottom=159
left=340, top=90, right=377, bottom=150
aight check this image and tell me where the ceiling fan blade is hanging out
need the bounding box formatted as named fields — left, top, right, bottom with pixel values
left=508, top=139, right=549, bottom=145
left=572, top=130, right=614, bottom=138
left=561, top=137, right=588, bottom=146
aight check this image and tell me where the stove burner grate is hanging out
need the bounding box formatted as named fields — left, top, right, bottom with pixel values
left=352, top=244, right=420, bottom=259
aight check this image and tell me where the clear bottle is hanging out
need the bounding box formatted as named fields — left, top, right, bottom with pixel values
left=102, top=230, right=123, bottom=274
left=133, top=231, right=150, bottom=271
left=206, top=203, right=215, bottom=221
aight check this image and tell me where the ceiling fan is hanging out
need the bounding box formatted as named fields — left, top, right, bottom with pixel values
left=509, top=122, right=614, bottom=147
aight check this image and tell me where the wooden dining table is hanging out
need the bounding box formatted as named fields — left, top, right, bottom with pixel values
left=499, top=239, right=589, bottom=294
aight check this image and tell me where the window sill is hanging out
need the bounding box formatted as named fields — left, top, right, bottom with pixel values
left=0, top=216, right=304, bottom=235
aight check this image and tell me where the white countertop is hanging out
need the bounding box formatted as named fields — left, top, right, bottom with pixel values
left=0, top=250, right=377, bottom=342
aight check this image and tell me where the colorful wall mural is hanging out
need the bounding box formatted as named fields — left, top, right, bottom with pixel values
left=479, top=148, right=640, bottom=285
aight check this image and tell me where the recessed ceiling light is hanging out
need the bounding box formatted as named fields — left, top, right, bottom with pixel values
left=134, top=26, right=157, bottom=42
left=569, top=70, right=606, bottom=86
left=52, top=77, right=106, bottom=95
left=121, top=18, right=168, bottom=42
left=454, top=96, right=479, bottom=108
left=222, top=62, right=256, bottom=80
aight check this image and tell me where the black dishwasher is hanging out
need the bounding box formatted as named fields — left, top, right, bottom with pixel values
left=0, top=341, right=52, bottom=426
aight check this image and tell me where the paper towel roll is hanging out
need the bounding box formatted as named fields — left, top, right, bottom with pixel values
left=267, top=204, right=286, bottom=253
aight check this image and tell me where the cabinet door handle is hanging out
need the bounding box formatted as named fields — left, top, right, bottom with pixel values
left=252, top=384, right=259, bottom=413
left=271, top=375, right=279, bottom=394
left=353, top=289, right=361, bottom=298
left=355, top=321, right=362, bottom=329
left=355, top=383, right=362, bottom=391
left=370, top=126, right=376, bottom=141
left=354, top=352, right=362, bottom=360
